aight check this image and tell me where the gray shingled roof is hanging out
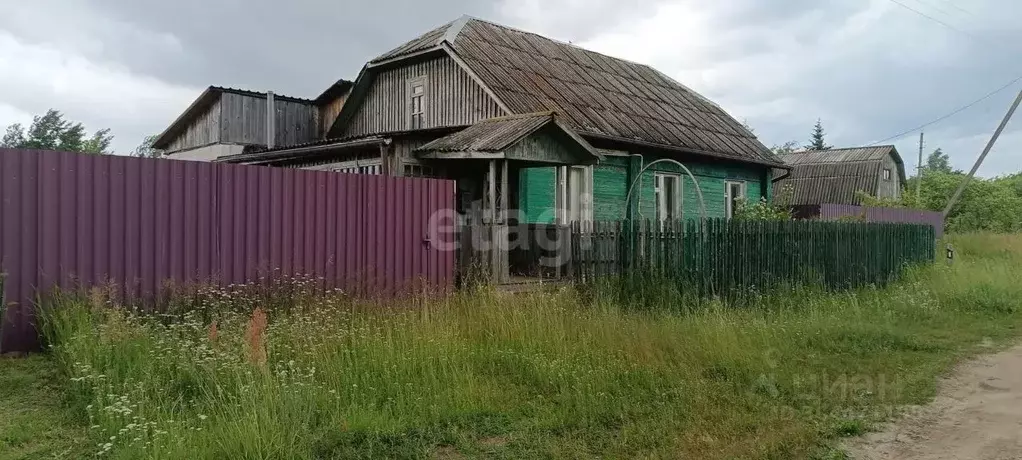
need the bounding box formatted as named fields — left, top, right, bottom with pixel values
left=416, top=112, right=602, bottom=160
left=417, top=113, right=552, bottom=152
left=777, top=146, right=899, bottom=166
left=370, top=20, right=457, bottom=64
left=364, top=16, right=783, bottom=167
left=773, top=145, right=905, bottom=206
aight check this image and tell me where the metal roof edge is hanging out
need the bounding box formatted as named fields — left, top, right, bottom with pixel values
left=152, top=86, right=220, bottom=150
left=442, top=15, right=472, bottom=44
left=217, top=137, right=388, bottom=164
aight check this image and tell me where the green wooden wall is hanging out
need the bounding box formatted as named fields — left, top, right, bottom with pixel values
left=518, top=154, right=771, bottom=223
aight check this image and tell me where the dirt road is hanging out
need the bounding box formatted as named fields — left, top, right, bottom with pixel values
left=848, top=343, right=1022, bottom=460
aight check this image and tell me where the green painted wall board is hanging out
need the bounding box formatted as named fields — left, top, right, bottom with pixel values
left=519, top=167, right=556, bottom=223
left=517, top=154, right=770, bottom=223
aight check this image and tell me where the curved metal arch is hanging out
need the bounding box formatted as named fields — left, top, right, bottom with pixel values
left=623, top=158, right=706, bottom=223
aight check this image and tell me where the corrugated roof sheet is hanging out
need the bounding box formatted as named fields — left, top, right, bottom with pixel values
left=370, top=20, right=456, bottom=64
left=442, top=18, right=783, bottom=166
left=416, top=113, right=554, bottom=152
left=777, top=145, right=898, bottom=166
left=774, top=160, right=883, bottom=206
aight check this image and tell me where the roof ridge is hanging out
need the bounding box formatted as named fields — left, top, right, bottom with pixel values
left=788, top=145, right=896, bottom=153
left=441, top=15, right=472, bottom=44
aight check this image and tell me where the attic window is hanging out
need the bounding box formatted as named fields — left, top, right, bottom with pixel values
left=409, top=77, right=426, bottom=129
left=883, top=168, right=892, bottom=181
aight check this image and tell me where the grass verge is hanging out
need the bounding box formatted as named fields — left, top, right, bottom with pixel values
left=0, top=355, right=88, bottom=460
left=21, top=233, right=1022, bottom=459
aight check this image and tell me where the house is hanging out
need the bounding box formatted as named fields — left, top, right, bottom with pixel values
left=152, top=81, right=353, bottom=161
left=773, top=145, right=906, bottom=208
left=153, top=16, right=787, bottom=281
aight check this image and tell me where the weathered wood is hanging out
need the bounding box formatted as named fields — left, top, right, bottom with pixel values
left=266, top=91, right=275, bottom=149
left=569, top=218, right=935, bottom=298
left=167, top=98, right=222, bottom=152
left=343, top=56, right=505, bottom=138
left=219, top=93, right=317, bottom=148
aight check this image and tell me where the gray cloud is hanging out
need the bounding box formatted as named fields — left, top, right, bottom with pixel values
left=1, top=0, right=1020, bottom=177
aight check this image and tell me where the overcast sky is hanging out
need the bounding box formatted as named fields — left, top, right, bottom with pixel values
left=1, top=0, right=1020, bottom=176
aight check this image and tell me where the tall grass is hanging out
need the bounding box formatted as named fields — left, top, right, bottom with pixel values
left=39, top=233, right=1022, bottom=459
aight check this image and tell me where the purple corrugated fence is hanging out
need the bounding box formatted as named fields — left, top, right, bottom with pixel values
left=0, top=148, right=457, bottom=352
left=818, top=203, right=944, bottom=239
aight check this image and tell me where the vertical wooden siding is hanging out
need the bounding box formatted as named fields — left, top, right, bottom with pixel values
left=219, top=93, right=318, bottom=147
left=344, top=56, right=506, bottom=137
left=318, top=93, right=349, bottom=138
left=0, top=149, right=457, bottom=352
left=571, top=219, right=936, bottom=297
left=166, top=98, right=222, bottom=152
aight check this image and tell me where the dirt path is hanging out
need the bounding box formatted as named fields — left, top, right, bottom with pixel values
left=847, top=343, right=1022, bottom=460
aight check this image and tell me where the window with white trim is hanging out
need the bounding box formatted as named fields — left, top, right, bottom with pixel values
left=882, top=168, right=892, bottom=181
left=409, top=78, right=426, bottom=129
left=654, top=172, right=682, bottom=222
left=725, top=180, right=747, bottom=219
left=555, top=165, right=593, bottom=224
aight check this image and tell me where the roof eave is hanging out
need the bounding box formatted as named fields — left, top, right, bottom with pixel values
left=216, top=137, right=389, bottom=165
left=582, top=131, right=786, bottom=168
left=152, top=86, right=220, bottom=150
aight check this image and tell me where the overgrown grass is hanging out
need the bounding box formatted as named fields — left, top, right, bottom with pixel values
left=0, top=355, right=89, bottom=459
left=34, top=233, right=1022, bottom=459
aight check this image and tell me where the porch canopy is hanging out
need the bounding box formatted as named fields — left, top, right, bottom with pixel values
left=414, top=112, right=603, bottom=165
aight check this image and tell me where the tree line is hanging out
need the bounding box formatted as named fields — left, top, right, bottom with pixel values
left=1, top=109, right=160, bottom=157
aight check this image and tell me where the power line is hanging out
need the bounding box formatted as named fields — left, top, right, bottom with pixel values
left=868, top=73, right=1022, bottom=145
left=932, top=0, right=975, bottom=17
left=908, top=0, right=958, bottom=22
left=886, top=0, right=980, bottom=40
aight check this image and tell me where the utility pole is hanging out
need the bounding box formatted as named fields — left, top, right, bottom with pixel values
left=916, top=131, right=924, bottom=202
left=943, top=89, right=1022, bottom=216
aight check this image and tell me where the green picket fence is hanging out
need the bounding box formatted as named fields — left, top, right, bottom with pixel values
left=569, top=219, right=936, bottom=296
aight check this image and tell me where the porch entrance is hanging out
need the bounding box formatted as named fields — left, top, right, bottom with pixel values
left=414, top=112, right=603, bottom=285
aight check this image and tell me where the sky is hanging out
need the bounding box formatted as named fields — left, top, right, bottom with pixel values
left=1, top=0, right=1020, bottom=177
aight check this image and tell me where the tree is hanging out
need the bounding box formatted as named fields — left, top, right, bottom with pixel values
left=924, top=148, right=954, bottom=174
left=131, top=134, right=163, bottom=158
left=898, top=171, right=1022, bottom=233
left=804, top=118, right=832, bottom=151
left=0, top=109, right=113, bottom=154
left=771, top=140, right=799, bottom=155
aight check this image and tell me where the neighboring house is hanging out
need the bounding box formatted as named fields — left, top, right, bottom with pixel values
left=773, top=145, right=906, bottom=207
left=153, top=82, right=353, bottom=161
left=154, top=16, right=786, bottom=281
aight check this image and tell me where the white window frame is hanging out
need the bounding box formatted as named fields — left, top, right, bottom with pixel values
left=555, top=165, right=593, bottom=225
left=408, top=77, right=426, bottom=130
left=724, top=180, right=747, bottom=219
left=882, top=168, right=892, bottom=181
left=654, top=172, right=683, bottom=223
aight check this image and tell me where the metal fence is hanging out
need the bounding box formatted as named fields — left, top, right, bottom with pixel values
left=570, top=218, right=936, bottom=296
left=793, top=204, right=945, bottom=239
left=0, top=148, right=456, bottom=352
